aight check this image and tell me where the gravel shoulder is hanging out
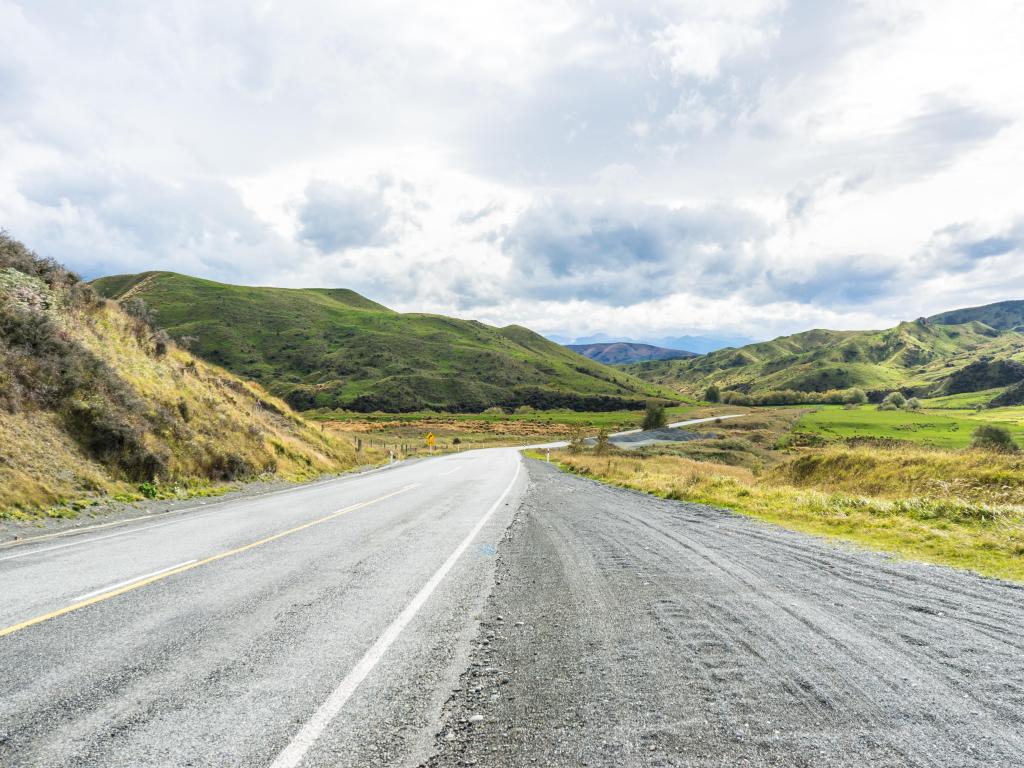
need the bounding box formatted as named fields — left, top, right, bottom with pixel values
left=424, top=458, right=1024, bottom=767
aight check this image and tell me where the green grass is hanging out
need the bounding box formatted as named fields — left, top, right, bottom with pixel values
left=92, top=272, right=674, bottom=413
left=792, top=404, right=1024, bottom=448
left=919, top=389, right=1003, bottom=409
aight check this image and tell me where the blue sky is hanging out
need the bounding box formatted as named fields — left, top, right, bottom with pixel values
left=1, top=0, right=1022, bottom=347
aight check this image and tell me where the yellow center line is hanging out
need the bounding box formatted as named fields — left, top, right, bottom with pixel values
left=0, top=483, right=420, bottom=639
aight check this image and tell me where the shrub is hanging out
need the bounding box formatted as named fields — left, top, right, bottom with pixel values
left=207, top=452, right=257, bottom=481
left=844, top=388, right=868, bottom=405
left=567, top=424, right=586, bottom=455
left=879, top=391, right=906, bottom=410
left=970, top=425, right=1019, bottom=453
left=642, top=402, right=667, bottom=430
left=905, top=397, right=922, bottom=411
left=722, top=391, right=752, bottom=406
left=704, top=384, right=721, bottom=403
left=594, top=428, right=611, bottom=455
left=153, top=329, right=171, bottom=358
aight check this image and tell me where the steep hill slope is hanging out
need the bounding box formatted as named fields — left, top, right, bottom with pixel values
left=92, top=272, right=665, bottom=413
left=626, top=311, right=1024, bottom=400
left=1, top=235, right=359, bottom=518
left=567, top=342, right=695, bottom=365
left=928, top=300, right=1024, bottom=331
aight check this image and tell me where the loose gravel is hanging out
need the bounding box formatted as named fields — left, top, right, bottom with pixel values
left=424, top=459, right=1024, bottom=767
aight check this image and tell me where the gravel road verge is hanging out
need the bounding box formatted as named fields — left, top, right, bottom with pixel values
left=424, top=459, right=1024, bottom=767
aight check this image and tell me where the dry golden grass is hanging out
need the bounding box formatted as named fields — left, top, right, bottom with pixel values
left=554, top=450, right=1024, bottom=582
left=1, top=303, right=365, bottom=519
left=770, top=444, right=1024, bottom=506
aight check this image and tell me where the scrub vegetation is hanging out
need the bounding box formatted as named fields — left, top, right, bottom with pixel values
left=0, top=233, right=362, bottom=520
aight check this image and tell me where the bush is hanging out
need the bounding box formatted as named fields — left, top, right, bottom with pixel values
left=844, top=388, right=867, bottom=405
left=879, top=391, right=906, bottom=410
left=153, top=329, right=171, bottom=358
left=567, top=424, right=586, bottom=455
left=206, top=452, right=257, bottom=481
left=970, top=424, right=1019, bottom=453
left=642, top=402, right=667, bottom=430
left=704, top=384, right=721, bottom=403
left=905, top=397, right=922, bottom=411
left=594, top=428, right=611, bottom=455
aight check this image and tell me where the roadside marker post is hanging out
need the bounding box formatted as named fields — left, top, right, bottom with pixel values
left=546, top=448, right=550, bottom=462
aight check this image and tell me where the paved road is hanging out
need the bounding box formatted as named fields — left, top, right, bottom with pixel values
left=0, top=449, right=525, bottom=767
left=4, top=449, right=1024, bottom=767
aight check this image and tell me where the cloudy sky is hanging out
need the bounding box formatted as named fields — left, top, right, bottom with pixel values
left=2, top=0, right=1023, bottom=348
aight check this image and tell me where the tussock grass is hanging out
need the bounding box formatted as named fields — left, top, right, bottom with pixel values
left=1, top=246, right=365, bottom=520
left=554, top=450, right=1024, bottom=582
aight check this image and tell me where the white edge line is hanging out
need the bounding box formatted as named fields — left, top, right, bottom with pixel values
left=439, top=467, right=463, bottom=476
left=73, top=560, right=199, bottom=601
left=268, top=455, right=523, bottom=768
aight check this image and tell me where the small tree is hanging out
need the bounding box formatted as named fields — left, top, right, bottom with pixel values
left=844, top=388, right=868, bottom=405
left=567, top=424, right=587, bottom=454
left=642, top=402, right=667, bottom=430
left=594, top=428, right=611, bottom=455
left=704, top=384, right=721, bottom=403
left=904, top=397, right=922, bottom=411
left=878, top=391, right=906, bottom=410
left=971, top=424, right=1019, bottom=453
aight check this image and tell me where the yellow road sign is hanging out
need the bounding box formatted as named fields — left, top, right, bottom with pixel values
left=425, top=432, right=436, bottom=447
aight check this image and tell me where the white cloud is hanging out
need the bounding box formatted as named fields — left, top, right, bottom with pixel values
left=652, top=1, right=783, bottom=79
left=0, top=0, right=1022, bottom=344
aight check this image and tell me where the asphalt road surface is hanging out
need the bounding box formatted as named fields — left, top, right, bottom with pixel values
left=1, top=449, right=524, bottom=767
left=3, top=451, right=1024, bottom=767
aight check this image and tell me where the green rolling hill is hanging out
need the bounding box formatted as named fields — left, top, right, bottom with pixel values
left=92, top=272, right=668, bottom=413
left=625, top=303, right=1024, bottom=402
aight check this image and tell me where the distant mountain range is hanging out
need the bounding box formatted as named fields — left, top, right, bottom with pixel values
left=92, top=272, right=670, bottom=413
left=554, top=333, right=751, bottom=355
left=625, top=300, right=1024, bottom=405
left=567, top=342, right=696, bottom=365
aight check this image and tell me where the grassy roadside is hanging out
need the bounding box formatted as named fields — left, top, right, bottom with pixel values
left=541, top=447, right=1024, bottom=582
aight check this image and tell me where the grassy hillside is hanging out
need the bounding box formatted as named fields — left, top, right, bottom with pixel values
left=627, top=312, right=1024, bottom=401
left=929, top=300, right=1024, bottom=331
left=566, top=341, right=695, bottom=364
left=92, top=272, right=668, bottom=413
left=1, top=235, right=361, bottom=519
